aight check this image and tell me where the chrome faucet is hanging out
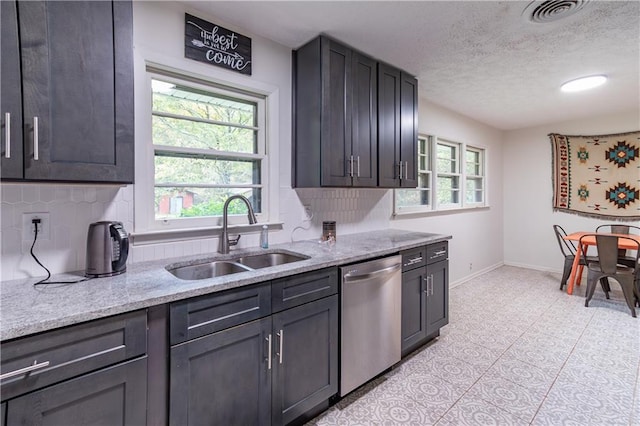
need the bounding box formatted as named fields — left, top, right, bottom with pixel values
left=219, top=195, right=258, bottom=254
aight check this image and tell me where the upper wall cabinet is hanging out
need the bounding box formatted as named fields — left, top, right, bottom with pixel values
left=0, top=1, right=134, bottom=183
left=378, top=63, right=418, bottom=188
left=293, top=36, right=378, bottom=187
left=293, top=35, right=418, bottom=188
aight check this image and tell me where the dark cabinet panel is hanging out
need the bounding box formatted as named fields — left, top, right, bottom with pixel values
left=6, top=357, right=147, bottom=426
left=401, top=241, right=449, bottom=356
left=1, top=1, right=134, bottom=183
left=272, top=267, right=338, bottom=313
left=401, top=267, right=427, bottom=355
left=399, top=72, right=419, bottom=188
left=426, top=259, right=449, bottom=335
left=0, top=1, right=23, bottom=179
left=294, top=36, right=378, bottom=188
left=272, top=295, right=338, bottom=425
left=170, top=318, right=272, bottom=426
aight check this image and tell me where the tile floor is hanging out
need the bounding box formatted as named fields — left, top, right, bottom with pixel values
left=307, top=266, right=640, bottom=425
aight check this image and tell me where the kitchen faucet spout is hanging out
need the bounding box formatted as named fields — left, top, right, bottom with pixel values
left=219, top=195, right=257, bottom=254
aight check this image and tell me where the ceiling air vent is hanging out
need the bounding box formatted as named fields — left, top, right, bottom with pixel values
left=523, top=0, right=590, bottom=23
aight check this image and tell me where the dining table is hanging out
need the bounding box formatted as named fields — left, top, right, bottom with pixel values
left=563, top=231, right=640, bottom=295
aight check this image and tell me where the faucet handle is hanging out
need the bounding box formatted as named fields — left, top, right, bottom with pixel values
left=228, top=235, right=241, bottom=247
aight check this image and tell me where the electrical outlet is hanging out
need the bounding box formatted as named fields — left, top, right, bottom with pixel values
left=23, top=212, right=50, bottom=241
left=303, top=204, right=312, bottom=220
left=469, top=262, right=473, bottom=271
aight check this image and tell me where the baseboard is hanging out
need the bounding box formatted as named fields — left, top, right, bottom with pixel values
left=450, top=262, right=504, bottom=288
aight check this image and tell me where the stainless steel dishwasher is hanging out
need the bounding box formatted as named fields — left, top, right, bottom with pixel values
left=340, top=254, right=402, bottom=396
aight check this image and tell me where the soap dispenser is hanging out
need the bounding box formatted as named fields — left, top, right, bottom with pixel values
left=260, top=225, right=269, bottom=248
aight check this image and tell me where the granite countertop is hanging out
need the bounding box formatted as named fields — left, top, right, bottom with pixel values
left=1, top=229, right=450, bottom=341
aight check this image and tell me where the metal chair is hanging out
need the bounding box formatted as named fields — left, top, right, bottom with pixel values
left=553, top=225, right=604, bottom=294
left=595, top=224, right=640, bottom=268
left=581, top=233, right=640, bottom=317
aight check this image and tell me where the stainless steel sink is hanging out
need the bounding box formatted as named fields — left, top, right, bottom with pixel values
left=236, top=252, right=309, bottom=269
left=167, top=251, right=309, bottom=280
left=167, top=261, right=252, bottom=280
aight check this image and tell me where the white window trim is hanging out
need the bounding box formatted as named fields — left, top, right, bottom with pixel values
left=133, top=59, right=281, bottom=242
left=393, top=134, right=489, bottom=216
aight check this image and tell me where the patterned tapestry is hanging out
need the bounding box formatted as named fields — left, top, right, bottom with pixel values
left=550, top=131, right=640, bottom=220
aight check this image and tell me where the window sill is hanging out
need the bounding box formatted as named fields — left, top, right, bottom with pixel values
left=393, top=205, right=490, bottom=218
left=130, top=222, right=283, bottom=246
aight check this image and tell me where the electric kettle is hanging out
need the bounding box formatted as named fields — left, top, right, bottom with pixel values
left=85, top=221, right=129, bottom=277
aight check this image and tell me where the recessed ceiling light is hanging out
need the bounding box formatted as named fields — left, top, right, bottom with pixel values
left=560, top=75, right=607, bottom=92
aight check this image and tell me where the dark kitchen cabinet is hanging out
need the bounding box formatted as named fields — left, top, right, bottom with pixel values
left=294, top=36, right=377, bottom=187
left=272, top=295, right=338, bottom=425
left=169, top=268, right=339, bottom=425
left=0, top=0, right=134, bottom=183
left=0, top=310, right=148, bottom=426
left=401, top=242, right=449, bottom=356
left=378, top=63, right=418, bottom=188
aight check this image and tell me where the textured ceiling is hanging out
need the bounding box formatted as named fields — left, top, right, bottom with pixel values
left=180, top=1, right=640, bottom=130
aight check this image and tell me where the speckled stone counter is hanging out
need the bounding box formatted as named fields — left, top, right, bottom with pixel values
left=1, top=229, right=450, bottom=341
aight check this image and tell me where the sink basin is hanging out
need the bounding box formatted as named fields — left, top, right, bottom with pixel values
left=236, top=252, right=309, bottom=269
left=167, top=251, right=309, bottom=280
left=168, top=261, right=252, bottom=280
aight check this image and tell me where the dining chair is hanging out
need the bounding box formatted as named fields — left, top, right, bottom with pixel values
left=595, top=224, right=640, bottom=268
left=581, top=233, right=640, bottom=317
left=553, top=225, right=605, bottom=294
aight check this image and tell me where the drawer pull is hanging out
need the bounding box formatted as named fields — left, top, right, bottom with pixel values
left=432, top=249, right=447, bottom=257
left=4, top=112, right=10, bottom=158
left=276, top=329, right=284, bottom=364
left=1, top=360, right=50, bottom=381
left=266, top=334, right=272, bottom=370
left=406, top=256, right=423, bottom=265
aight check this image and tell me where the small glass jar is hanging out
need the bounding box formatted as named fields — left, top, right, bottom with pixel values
left=322, top=221, right=336, bottom=242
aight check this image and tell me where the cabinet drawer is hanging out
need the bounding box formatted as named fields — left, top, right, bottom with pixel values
left=427, top=241, right=448, bottom=264
left=0, top=310, right=146, bottom=401
left=402, top=247, right=427, bottom=271
left=170, top=283, right=271, bottom=345
left=272, top=268, right=338, bottom=312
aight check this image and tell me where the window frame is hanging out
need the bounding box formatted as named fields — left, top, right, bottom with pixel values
left=393, top=134, right=488, bottom=216
left=136, top=66, right=272, bottom=233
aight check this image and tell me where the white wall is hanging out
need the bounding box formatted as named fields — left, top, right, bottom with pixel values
left=503, top=110, right=640, bottom=275
left=391, top=100, right=505, bottom=286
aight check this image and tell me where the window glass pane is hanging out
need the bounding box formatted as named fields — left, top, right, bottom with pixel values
left=466, top=150, right=480, bottom=175
left=436, top=144, right=457, bottom=173
left=155, top=156, right=260, bottom=186
left=437, top=176, right=459, bottom=204
left=396, top=189, right=430, bottom=208
left=152, top=80, right=256, bottom=127
left=418, top=173, right=430, bottom=189
left=155, top=187, right=261, bottom=219
left=152, top=116, right=256, bottom=153
left=466, top=177, right=484, bottom=203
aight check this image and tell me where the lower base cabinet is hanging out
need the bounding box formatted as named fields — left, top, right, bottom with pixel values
left=169, top=270, right=339, bottom=426
left=5, top=357, right=147, bottom=425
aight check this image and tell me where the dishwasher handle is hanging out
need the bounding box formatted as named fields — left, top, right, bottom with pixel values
left=343, top=263, right=401, bottom=283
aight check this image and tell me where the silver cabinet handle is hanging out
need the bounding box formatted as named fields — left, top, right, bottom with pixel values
left=433, top=250, right=447, bottom=256
left=348, top=155, right=354, bottom=177
left=4, top=112, right=10, bottom=158
left=405, top=161, right=409, bottom=179
left=266, top=334, right=272, bottom=370
left=33, top=116, right=39, bottom=160
left=356, top=156, right=360, bottom=177
left=429, top=274, right=434, bottom=296
left=398, top=161, right=403, bottom=180
left=0, top=360, right=50, bottom=381
left=406, top=256, right=423, bottom=266
left=422, top=276, right=429, bottom=293
left=276, top=329, right=284, bottom=364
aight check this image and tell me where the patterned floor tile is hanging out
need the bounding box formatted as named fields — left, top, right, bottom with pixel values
left=484, top=354, right=556, bottom=396
left=419, top=354, right=486, bottom=389
left=435, top=393, right=524, bottom=426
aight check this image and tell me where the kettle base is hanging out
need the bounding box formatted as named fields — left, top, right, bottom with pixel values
left=85, top=268, right=126, bottom=278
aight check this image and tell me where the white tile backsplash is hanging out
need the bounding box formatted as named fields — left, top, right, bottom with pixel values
left=1, top=183, right=393, bottom=281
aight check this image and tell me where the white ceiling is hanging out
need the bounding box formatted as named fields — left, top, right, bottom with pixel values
left=181, top=1, right=640, bottom=130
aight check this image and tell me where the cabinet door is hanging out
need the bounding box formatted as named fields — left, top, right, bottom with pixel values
left=401, top=267, right=427, bottom=355
left=321, top=38, right=353, bottom=187
left=399, top=73, right=418, bottom=188
left=6, top=357, right=147, bottom=426
left=377, top=62, right=401, bottom=188
left=170, top=318, right=272, bottom=426
left=18, top=1, right=134, bottom=183
left=426, top=259, right=449, bottom=335
left=351, top=52, right=378, bottom=187
left=0, top=0, right=23, bottom=179
left=272, top=295, right=338, bottom=425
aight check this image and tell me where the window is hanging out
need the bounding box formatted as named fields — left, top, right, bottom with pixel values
left=150, top=72, right=267, bottom=225
left=394, top=135, right=486, bottom=215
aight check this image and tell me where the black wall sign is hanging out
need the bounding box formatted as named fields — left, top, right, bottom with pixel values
left=185, top=13, right=252, bottom=75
